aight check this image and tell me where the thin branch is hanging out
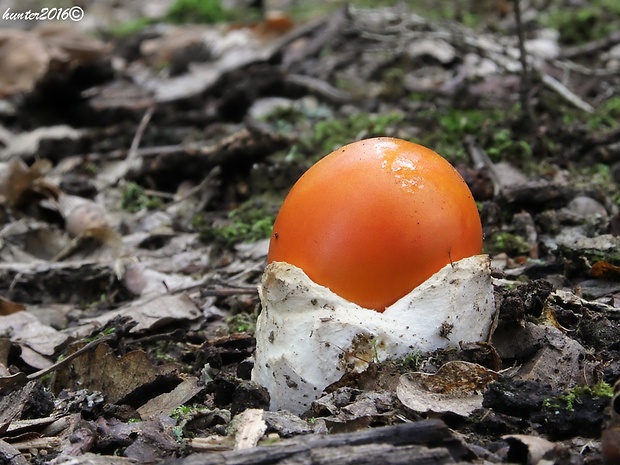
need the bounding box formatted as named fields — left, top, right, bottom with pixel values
left=540, top=72, right=594, bottom=113
left=128, top=105, right=155, bottom=161
left=513, top=0, right=532, bottom=121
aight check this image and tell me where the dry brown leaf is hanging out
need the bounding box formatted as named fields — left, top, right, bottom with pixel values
left=247, top=11, right=295, bottom=42
left=0, top=311, right=68, bottom=369
left=53, top=226, right=123, bottom=262
left=140, top=25, right=211, bottom=67
left=0, top=296, right=25, bottom=316
left=0, top=29, right=49, bottom=96
left=396, top=361, right=498, bottom=416
left=591, top=260, right=620, bottom=281
left=35, top=22, right=109, bottom=65
left=0, top=159, right=38, bottom=208
left=52, top=343, right=177, bottom=405
left=0, top=25, right=107, bottom=98
left=0, top=158, right=59, bottom=211
left=57, top=194, right=109, bottom=237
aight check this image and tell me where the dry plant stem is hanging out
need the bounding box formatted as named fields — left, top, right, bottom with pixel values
left=285, top=74, right=352, bottom=103
left=201, top=286, right=258, bottom=297
left=513, top=0, right=532, bottom=121
left=160, top=167, right=220, bottom=209
left=561, top=29, right=620, bottom=59
left=551, top=58, right=618, bottom=77
left=128, top=105, right=155, bottom=161
left=540, top=72, right=594, bottom=113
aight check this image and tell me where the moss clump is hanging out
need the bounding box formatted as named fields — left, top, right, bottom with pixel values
left=310, top=111, right=405, bottom=155
left=166, top=0, right=227, bottom=24
left=560, top=381, right=614, bottom=412
left=418, top=106, right=531, bottom=166
left=195, top=200, right=276, bottom=247
left=120, top=182, right=163, bottom=212
left=225, top=312, right=257, bottom=334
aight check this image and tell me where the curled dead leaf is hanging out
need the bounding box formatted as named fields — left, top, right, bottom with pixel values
left=0, top=159, right=38, bottom=208
left=0, top=29, right=49, bottom=96
left=0, top=296, right=25, bottom=316
left=0, top=25, right=108, bottom=97
left=58, top=194, right=109, bottom=237
left=53, top=227, right=123, bottom=262
left=590, top=260, right=620, bottom=281
left=51, top=343, right=177, bottom=405
left=396, top=361, right=498, bottom=416
left=502, top=434, right=559, bottom=464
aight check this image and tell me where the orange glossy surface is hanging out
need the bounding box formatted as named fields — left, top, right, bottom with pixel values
left=267, top=137, right=483, bottom=312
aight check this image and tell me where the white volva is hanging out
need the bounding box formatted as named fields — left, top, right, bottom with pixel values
left=252, top=255, right=496, bottom=414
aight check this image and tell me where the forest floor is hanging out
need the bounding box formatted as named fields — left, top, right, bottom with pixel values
left=0, top=0, right=620, bottom=464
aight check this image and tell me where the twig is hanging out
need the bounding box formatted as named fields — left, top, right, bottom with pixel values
left=285, top=74, right=352, bottom=104
left=513, top=0, right=532, bottom=121
left=128, top=105, right=155, bottom=161
left=561, top=29, right=620, bottom=59
left=551, top=58, right=618, bottom=77
left=540, top=72, right=594, bottom=113
left=201, top=286, right=258, bottom=297
left=159, top=166, right=221, bottom=211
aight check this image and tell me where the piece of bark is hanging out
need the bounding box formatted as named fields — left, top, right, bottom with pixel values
left=0, top=381, right=39, bottom=434
left=163, top=419, right=471, bottom=465
left=0, top=438, right=28, bottom=465
left=168, top=444, right=457, bottom=465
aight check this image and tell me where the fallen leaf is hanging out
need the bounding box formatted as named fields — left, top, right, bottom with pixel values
left=66, top=293, right=201, bottom=339
left=0, top=126, right=82, bottom=162
left=396, top=361, right=498, bottom=416
left=0, top=296, right=25, bottom=316
left=53, top=227, right=123, bottom=262
left=123, top=265, right=205, bottom=296
left=58, top=194, right=110, bottom=237
left=51, top=343, right=177, bottom=405
left=502, top=434, right=560, bottom=464
left=591, top=260, right=620, bottom=281
left=0, top=311, right=68, bottom=368
left=0, top=29, right=49, bottom=96
left=230, top=409, right=267, bottom=450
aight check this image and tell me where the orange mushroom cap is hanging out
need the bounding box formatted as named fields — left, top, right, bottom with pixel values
left=267, top=137, right=483, bottom=312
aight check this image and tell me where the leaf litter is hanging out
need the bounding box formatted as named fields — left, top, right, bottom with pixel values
left=0, top=0, right=619, bottom=463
